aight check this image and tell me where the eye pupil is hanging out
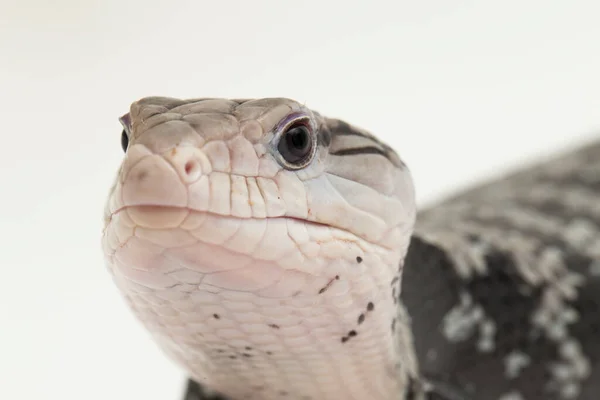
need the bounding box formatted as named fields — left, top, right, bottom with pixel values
left=288, top=127, right=309, bottom=152
left=121, top=130, right=129, bottom=152
left=278, top=124, right=313, bottom=166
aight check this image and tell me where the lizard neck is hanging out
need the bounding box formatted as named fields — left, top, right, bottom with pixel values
left=109, top=238, right=420, bottom=400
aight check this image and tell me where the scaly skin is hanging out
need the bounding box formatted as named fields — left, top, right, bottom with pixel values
left=102, top=97, right=421, bottom=400
left=104, top=96, right=600, bottom=400
left=402, top=139, right=600, bottom=400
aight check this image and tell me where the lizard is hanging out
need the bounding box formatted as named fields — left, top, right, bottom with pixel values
left=102, top=96, right=600, bottom=400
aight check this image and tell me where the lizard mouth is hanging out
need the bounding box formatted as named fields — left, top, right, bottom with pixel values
left=109, top=204, right=334, bottom=232
left=103, top=204, right=359, bottom=295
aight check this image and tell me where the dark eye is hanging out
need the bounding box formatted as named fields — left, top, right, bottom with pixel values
left=277, top=123, right=313, bottom=166
left=121, top=130, right=129, bottom=152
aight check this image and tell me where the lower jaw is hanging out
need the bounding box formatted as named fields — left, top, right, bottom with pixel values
left=106, top=207, right=406, bottom=399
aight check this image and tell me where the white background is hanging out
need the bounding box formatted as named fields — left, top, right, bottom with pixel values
left=1, top=1, right=599, bottom=399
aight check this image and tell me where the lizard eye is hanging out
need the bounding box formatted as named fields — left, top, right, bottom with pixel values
left=279, top=124, right=311, bottom=163
left=275, top=114, right=316, bottom=169
left=121, top=130, right=129, bottom=152
left=119, top=113, right=132, bottom=153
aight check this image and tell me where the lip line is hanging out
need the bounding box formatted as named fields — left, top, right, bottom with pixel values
left=111, top=204, right=331, bottom=228
left=108, top=205, right=389, bottom=250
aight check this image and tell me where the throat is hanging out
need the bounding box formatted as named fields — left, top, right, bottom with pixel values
left=108, top=231, right=420, bottom=400
left=171, top=292, right=411, bottom=400
left=123, top=270, right=418, bottom=400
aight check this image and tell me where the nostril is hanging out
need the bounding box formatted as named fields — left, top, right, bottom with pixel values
left=184, top=160, right=197, bottom=175
left=163, top=147, right=208, bottom=184
left=182, top=159, right=202, bottom=182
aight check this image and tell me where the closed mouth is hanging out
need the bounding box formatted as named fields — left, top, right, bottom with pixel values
left=110, top=204, right=327, bottom=227
left=107, top=204, right=370, bottom=246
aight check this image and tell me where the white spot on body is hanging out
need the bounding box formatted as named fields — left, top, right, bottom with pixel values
left=503, top=350, right=531, bottom=379
left=563, top=219, right=598, bottom=247
left=477, top=319, right=496, bottom=353
left=442, top=292, right=484, bottom=342
left=589, top=260, right=600, bottom=276
left=498, top=390, right=525, bottom=400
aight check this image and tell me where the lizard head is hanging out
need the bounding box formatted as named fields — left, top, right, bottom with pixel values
left=102, top=97, right=417, bottom=399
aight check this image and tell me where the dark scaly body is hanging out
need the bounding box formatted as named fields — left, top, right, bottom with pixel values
left=183, top=139, right=600, bottom=400
left=405, top=139, right=600, bottom=400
